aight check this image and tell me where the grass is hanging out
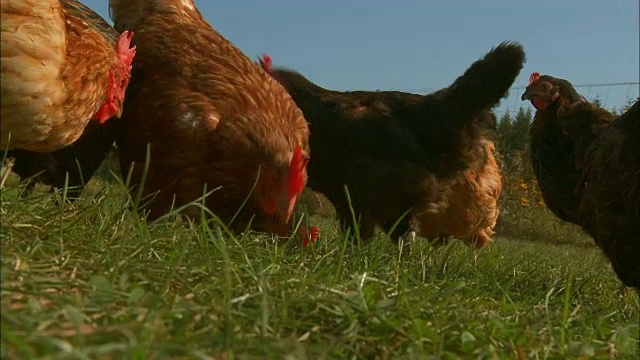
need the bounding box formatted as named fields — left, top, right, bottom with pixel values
left=1, top=173, right=639, bottom=360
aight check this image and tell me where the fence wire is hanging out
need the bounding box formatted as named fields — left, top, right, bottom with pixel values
left=374, top=82, right=640, bottom=117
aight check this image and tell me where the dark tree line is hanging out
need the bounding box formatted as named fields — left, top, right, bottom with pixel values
left=495, top=107, right=535, bottom=183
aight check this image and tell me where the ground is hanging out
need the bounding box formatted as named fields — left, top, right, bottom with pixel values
left=1, top=172, right=638, bottom=359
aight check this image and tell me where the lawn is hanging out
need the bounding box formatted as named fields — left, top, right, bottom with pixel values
left=1, top=173, right=638, bottom=360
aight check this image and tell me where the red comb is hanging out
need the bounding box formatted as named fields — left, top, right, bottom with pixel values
left=287, top=146, right=308, bottom=197
left=258, top=53, right=273, bottom=73
left=529, top=72, right=540, bottom=85
left=116, top=31, right=136, bottom=68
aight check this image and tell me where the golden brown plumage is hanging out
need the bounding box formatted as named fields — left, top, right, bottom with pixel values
left=0, top=0, right=135, bottom=152
left=109, top=0, right=315, bottom=242
left=412, top=139, right=502, bottom=248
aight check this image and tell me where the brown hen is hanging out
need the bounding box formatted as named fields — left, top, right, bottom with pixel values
left=109, top=0, right=316, bottom=244
left=1, top=0, right=135, bottom=152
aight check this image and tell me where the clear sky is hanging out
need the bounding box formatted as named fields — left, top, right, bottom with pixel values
left=86, top=0, right=639, bottom=115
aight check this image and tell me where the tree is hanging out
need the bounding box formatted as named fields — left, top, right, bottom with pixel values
left=497, top=112, right=513, bottom=134
left=496, top=107, right=532, bottom=156
left=495, top=106, right=535, bottom=181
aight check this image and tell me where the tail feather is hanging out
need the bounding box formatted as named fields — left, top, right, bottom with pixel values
left=431, top=41, right=526, bottom=113
left=412, top=41, right=525, bottom=174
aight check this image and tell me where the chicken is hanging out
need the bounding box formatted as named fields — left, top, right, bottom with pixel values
left=522, top=74, right=639, bottom=293
left=1, top=0, right=136, bottom=152
left=411, top=136, right=502, bottom=248
left=562, top=100, right=640, bottom=294
left=3, top=117, right=121, bottom=200
left=557, top=99, right=618, bottom=170
left=108, top=0, right=317, bottom=245
left=521, top=73, right=615, bottom=224
left=258, top=42, right=524, bottom=243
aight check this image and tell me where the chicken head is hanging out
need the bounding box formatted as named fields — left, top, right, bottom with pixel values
left=256, top=146, right=309, bottom=224
left=93, top=31, right=136, bottom=123
left=520, top=72, right=561, bottom=110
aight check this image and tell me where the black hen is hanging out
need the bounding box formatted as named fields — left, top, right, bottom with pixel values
left=4, top=118, right=120, bottom=200
left=575, top=100, right=640, bottom=292
left=523, top=74, right=639, bottom=293
left=521, top=73, right=615, bottom=223
left=260, top=42, right=525, bottom=241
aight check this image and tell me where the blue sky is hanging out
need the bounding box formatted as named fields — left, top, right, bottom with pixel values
left=86, top=0, right=639, bottom=115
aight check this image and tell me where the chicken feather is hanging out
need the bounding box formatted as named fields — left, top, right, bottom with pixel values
left=260, top=43, right=523, bottom=243
left=109, top=0, right=316, bottom=243
left=522, top=74, right=638, bottom=292
left=1, top=0, right=135, bottom=152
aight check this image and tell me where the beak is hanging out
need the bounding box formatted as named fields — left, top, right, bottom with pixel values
left=114, top=100, right=124, bottom=118
left=280, top=195, right=298, bottom=224
left=521, top=87, right=535, bottom=101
